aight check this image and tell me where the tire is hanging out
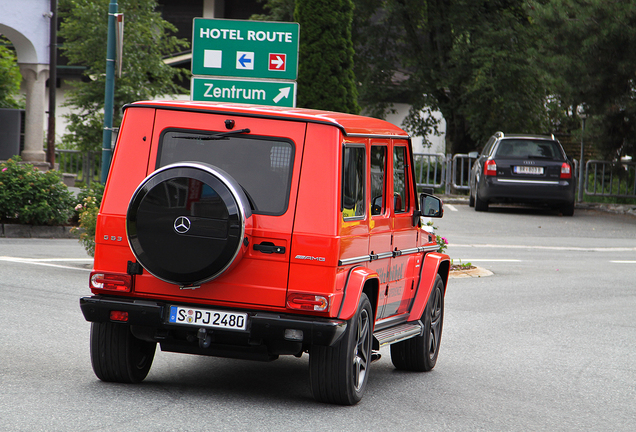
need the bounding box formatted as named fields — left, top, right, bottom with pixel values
left=90, top=322, right=156, bottom=383
left=474, top=185, right=489, bottom=212
left=561, top=201, right=575, bottom=216
left=127, top=163, right=252, bottom=286
left=468, top=186, right=475, bottom=207
left=309, top=293, right=373, bottom=405
left=390, top=274, right=444, bottom=371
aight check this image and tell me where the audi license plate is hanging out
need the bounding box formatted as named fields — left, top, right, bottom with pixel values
left=168, top=306, right=247, bottom=331
left=514, top=166, right=544, bottom=175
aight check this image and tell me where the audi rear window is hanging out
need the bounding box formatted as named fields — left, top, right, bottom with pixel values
left=495, top=139, right=564, bottom=160
left=158, top=130, right=294, bottom=215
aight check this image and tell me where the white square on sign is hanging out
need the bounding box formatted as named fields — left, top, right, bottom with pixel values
left=203, top=50, right=222, bottom=68
left=236, top=51, right=254, bottom=70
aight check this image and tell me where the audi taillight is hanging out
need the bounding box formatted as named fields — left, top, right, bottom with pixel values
left=485, top=159, right=497, bottom=176
left=90, top=272, right=132, bottom=293
left=287, top=293, right=330, bottom=312
left=560, top=162, right=572, bottom=179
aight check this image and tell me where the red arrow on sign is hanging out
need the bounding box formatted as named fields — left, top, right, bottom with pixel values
left=268, top=53, right=286, bottom=71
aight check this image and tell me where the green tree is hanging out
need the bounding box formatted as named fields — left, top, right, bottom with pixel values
left=294, top=0, right=360, bottom=113
left=0, top=41, right=23, bottom=109
left=251, top=0, right=296, bottom=21
left=254, top=0, right=550, bottom=152
left=530, top=0, right=636, bottom=160
left=59, top=0, right=189, bottom=152
left=354, top=0, right=550, bottom=154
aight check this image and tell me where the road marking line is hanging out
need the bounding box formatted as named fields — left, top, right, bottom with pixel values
left=450, top=244, right=636, bottom=252
left=610, top=261, right=636, bottom=263
left=456, top=259, right=522, bottom=262
left=0, top=256, right=93, bottom=272
left=445, top=204, right=458, bottom=212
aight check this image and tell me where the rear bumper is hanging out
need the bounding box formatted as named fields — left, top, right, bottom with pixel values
left=79, top=295, right=347, bottom=347
left=479, top=177, right=575, bottom=204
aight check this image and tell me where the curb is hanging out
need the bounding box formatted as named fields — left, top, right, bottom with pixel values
left=1, top=224, right=79, bottom=239
left=439, top=195, right=636, bottom=216
left=449, top=266, right=493, bottom=279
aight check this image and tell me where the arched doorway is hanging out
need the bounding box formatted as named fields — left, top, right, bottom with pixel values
left=0, top=0, right=52, bottom=164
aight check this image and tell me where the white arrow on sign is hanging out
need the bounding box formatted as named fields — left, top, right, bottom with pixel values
left=271, top=55, right=284, bottom=69
left=273, top=87, right=291, bottom=104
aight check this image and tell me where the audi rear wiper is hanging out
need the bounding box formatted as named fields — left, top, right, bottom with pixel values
left=173, top=128, right=251, bottom=140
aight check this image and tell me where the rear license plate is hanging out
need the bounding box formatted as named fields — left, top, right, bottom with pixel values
left=514, top=166, right=544, bottom=175
left=168, top=306, right=247, bottom=331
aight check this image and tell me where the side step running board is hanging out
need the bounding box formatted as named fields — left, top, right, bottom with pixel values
left=373, top=320, right=423, bottom=347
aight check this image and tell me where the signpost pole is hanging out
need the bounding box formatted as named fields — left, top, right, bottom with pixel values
left=101, top=0, right=118, bottom=184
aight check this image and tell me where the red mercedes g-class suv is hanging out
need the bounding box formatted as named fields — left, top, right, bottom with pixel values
left=80, top=100, right=450, bottom=405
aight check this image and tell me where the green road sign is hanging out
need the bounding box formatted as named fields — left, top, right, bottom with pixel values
left=192, top=18, right=299, bottom=80
left=191, top=77, right=297, bottom=108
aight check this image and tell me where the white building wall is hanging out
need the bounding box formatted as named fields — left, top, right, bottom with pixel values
left=383, top=103, right=446, bottom=155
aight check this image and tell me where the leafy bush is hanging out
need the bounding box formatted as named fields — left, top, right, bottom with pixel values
left=0, top=157, right=75, bottom=225
left=426, top=221, right=448, bottom=253
left=72, top=183, right=104, bottom=257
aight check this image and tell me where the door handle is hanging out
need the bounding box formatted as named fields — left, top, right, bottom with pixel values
left=253, top=242, right=286, bottom=254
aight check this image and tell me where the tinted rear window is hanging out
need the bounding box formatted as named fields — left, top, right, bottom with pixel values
left=495, top=139, right=564, bottom=160
left=158, top=130, right=294, bottom=215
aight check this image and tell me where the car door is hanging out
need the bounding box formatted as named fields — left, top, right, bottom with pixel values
left=381, top=142, right=417, bottom=318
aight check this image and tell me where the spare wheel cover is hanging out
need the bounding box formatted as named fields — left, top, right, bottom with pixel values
left=127, top=162, right=252, bottom=286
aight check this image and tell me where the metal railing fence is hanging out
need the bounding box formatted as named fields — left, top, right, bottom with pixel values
left=55, top=149, right=101, bottom=186
left=451, top=154, right=477, bottom=191
left=53, top=148, right=636, bottom=200
left=413, top=153, right=446, bottom=190
left=585, top=160, right=636, bottom=198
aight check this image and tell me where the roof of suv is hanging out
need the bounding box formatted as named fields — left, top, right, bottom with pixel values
left=125, top=100, right=410, bottom=138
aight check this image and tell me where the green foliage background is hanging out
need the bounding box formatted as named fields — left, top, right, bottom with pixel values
left=59, top=0, right=190, bottom=152
left=0, top=158, right=75, bottom=226
left=294, top=0, right=360, bottom=114
left=255, top=0, right=636, bottom=160
left=0, top=42, right=23, bottom=109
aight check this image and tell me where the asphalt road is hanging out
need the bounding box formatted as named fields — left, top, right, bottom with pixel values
left=0, top=206, right=634, bottom=431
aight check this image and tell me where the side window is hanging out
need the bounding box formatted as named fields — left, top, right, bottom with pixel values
left=393, top=146, right=409, bottom=213
left=482, top=137, right=496, bottom=156
left=342, top=146, right=365, bottom=219
left=370, top=145, right=387, bottom=216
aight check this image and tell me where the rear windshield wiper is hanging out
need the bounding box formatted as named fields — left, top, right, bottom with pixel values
left=173, top=128, right=251, bottom=140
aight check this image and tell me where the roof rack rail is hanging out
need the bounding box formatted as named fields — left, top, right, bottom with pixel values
left=494, top=131, right=504, bottom=138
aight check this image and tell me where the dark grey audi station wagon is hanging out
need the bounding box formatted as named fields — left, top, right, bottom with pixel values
left=469, top=132, right=576, bottom=215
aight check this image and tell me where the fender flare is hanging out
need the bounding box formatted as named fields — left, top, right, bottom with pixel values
left=336, top=266, right=380, bottom=321
left=407, top=252, right=450, bottom=321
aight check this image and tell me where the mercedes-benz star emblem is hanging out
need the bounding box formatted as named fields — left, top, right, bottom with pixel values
left=174, top=216, right=191, bottom=234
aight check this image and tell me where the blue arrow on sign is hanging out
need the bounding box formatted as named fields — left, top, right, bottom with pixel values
left=239, top=54, right=251, bottom=67
left=236, top=52, right=254, bottom=70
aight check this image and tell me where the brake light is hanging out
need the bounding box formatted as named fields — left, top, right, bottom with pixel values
left=560, top=162, right=572, bottom=179
left=90, top=272, right=132, bottom=293
left=287, top=293, right=330, bottom=312
left=485, top=159, right=497, bottom=176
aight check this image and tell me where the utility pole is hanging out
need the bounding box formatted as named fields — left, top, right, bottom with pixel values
left=101, top=0, right=118, bottom=184
left=46, top=0, right=58, bottom=168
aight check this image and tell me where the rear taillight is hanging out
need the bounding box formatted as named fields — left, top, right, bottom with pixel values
left=287, top=293, right=330, bottom=312
left=109, top=311, right=129, bottom=322
left=560, top=162, right=572, bottom=179
left=90, top=272, right=132, bottom=293
left=485, top=159, right=497, bottom=176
